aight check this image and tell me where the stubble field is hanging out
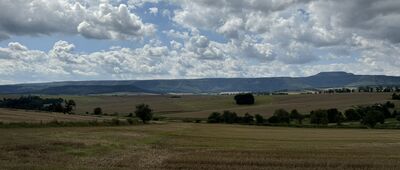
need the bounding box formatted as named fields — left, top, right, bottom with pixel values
left=1, top=123, right=400, bottom=169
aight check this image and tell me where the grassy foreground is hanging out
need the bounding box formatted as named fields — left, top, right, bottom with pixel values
left=1, top=123, right=400, bottom=169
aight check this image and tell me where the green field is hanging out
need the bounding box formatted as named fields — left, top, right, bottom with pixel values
left=1, top=123, right=400, bottom=169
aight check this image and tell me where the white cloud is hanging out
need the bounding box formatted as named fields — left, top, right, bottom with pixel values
left=0, top=0, right=155, bottom=40
left=1, top=0, right=400, bottom=83
left=148, top=7, right=159, bottom=15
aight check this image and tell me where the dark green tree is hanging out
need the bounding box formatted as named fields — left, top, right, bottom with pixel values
left=361, top=110, right=385, bottom=128
left=273, top=109, right=290, bottom=124
left=64, top=100, right=76, bottom=114
left=135, top=104, right=153, bottom=123
left=327, top=108, right=340, bottom=123
left=207, top=112, right=222, bottom=123
left=242, top=113, right=254, bottom=124
left=310, top=110, right=328, bottom=125
left=336, top=113, right=345, bottom=125
left=344, top=109, right=361, bottom=121
left=255, top=114, right=265, bottom=124
left=222, top=110, right=238, bottom=124
left=94, top=107, right=102, bottom=115
left=290, top=109, right=304, bottom=124
left=234, top=93, right=255, bottom=105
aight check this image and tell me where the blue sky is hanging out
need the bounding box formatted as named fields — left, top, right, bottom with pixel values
left=0, top=0, right=399, bottom=84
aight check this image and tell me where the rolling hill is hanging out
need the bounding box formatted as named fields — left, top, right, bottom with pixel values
left=1, top=72, right=400, bottom=94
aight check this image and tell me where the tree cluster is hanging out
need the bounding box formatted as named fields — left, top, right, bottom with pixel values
left=309, top=101, right=396, bottom=127
left=268, top=109, right=305, bottom=124
left=207, top=111, right=257, bottom=124
left=393, top=93, right=400, bottom=100
left=0, top=96, right=76, bottom=114
left=234, top=93, right=255, bottom=105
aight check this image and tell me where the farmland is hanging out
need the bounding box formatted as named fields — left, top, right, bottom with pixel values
left=0, top=93, right=397, bottom=123
left=1, top=123, right=400, bottom=169
left=1, top=93, right=400, bottom=169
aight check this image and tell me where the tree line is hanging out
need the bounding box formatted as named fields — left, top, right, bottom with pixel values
left=393, top=93, right=400, bottom=100
left=0, top=96, right=76, bottom=114
left=208, top=101, right=398, bottom=128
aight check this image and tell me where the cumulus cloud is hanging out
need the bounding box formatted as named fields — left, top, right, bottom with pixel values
left=148, top=7, right=159, bottom=15
left=1, top=0, right=400, bottom=83
left=0, top=0, right=155, bottom=40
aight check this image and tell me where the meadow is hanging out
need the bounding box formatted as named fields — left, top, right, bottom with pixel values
left=1, top=123, right=400, bottom=169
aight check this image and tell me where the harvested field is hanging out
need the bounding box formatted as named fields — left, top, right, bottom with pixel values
left=0, top=108, right=109, bottom=123
left=1, top=123, right=400, bottom=169
left=0, top=93, right=397, bottom=120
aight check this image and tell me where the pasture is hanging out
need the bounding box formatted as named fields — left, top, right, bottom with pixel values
left=1, top=123, right=400, bottom=169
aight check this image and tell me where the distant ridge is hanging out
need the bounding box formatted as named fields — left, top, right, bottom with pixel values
left=1, top=72, right=400, bottom=94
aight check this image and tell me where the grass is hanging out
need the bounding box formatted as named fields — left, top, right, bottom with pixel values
left=1, top=123, right=400, bottom=169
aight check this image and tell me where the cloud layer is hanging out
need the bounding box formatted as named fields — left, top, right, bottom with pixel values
left=0, top=0, right=399, bottom=84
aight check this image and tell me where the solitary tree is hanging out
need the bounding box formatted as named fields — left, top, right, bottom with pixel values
left=94, top=107, right=102, bottom=115
left=64, top=100, right=76, bottom=114
left=135, top=104, right=153, bottom=123
left=234, top=93, right=255, bottom=105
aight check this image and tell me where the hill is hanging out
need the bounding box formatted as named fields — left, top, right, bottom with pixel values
left=1, top=72, right=400, bottom=94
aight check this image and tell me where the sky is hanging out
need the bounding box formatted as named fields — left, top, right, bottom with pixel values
left=0, top=0, right=400, bottom=84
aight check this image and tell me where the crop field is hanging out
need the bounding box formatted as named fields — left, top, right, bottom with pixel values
left=1, top=123, right=400, bottom=169
left=0, top=93, right=398, bottom=123
left=0, top=108, right=111, bottom=123
left=0, top=93, right=397, bottom=122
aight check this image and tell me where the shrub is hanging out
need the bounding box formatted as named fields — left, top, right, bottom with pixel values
left=242, top=113, right=254, bottom=124
left=111, top=118, right=120, bottom=125
left=384, top=101, right=395, bottom=108
left=255, top=114, right=265, bottom=124
left=127, top=118, right=134, bottom=125
left=208, top=112, right=222, bottom=123
left=234, top=93, right=255, bottom=105
left=310, top=110, right=328, bottom=125
left=268, top=116, right=279, bottom=124
left=336, top=113, right=345, bottom=125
